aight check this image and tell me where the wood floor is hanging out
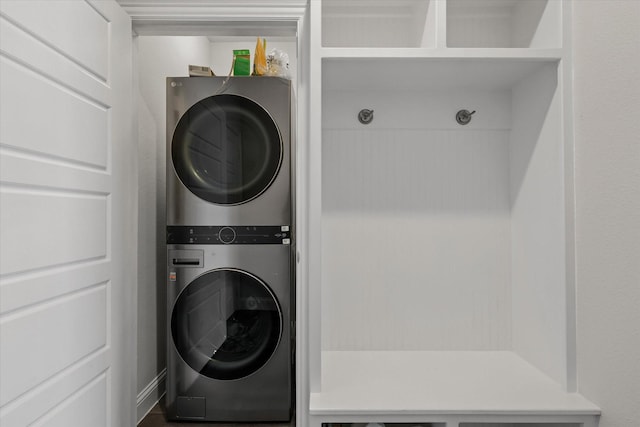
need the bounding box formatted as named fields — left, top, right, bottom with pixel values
left=138, top=398, right=294, bottom=427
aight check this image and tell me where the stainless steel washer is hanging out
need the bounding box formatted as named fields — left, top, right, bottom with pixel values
left=166, top=226, right=293, bottom=422
left=166, top=77, right=292, bottom=226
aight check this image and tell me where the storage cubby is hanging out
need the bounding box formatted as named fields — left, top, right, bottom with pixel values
left=321, top=56, right=565, bottom=372
left=321, top=0, right=437, bottom=48
left=446, top=0, right=562, bottom=48
left=310, top=57, right=598, bottom=419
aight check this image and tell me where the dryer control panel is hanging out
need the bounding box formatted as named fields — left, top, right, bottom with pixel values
left=167, top=225, right=291, bottom=245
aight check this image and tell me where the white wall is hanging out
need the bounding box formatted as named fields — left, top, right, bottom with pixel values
left=135, top=35, right=211, bottom=422
left=573, top=1, right=640, bottom=426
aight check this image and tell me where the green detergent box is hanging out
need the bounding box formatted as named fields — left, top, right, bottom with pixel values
left=233, top=50, right=250, bottom=76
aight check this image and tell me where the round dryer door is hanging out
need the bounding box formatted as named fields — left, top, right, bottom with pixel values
left=171, top=269, right=282, bottom=380
left=171, top=94, right=282, bottom=205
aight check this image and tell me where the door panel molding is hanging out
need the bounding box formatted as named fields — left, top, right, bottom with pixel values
left=0, top=0, right=135, bottom=426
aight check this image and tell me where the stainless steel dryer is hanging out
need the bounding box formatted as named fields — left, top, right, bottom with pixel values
left=166, top=77, right=292, bottom=226
left=166, top=226, right=293, bottom=422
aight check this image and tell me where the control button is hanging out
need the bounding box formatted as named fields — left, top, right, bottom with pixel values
left=218, top=227, right=236, bottom=244
left=281, top=225, right=290, bottom=232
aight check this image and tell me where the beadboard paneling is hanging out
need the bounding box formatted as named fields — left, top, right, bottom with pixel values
left=322, top=89, right=511, bottom=131
left=323, top=129, right=511, bottom=214
left=322, top=128, right=511, bottom=350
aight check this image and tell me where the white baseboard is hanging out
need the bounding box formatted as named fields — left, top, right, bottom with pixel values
left=136, top=368, right=166, bottom=425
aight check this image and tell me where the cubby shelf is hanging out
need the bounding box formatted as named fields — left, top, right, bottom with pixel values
left=321, top=0, right=437, bottom=48
left=321, top=57, right=558, bottom=90
left=319, top=47, right=564, bottom=59
left=446, top=0, right=562, bottom=49
left=310, top=351, right=599, bottom=417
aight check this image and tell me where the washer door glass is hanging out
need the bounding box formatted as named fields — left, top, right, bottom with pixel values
left=171, top=94, right=282, bottom=205
left=171, top=269, right=282, bottom=380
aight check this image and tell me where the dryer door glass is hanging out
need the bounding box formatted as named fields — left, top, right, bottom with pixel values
left=171, top=94, right=282, bottom=205
left=171, top=269, right=282, bottom=380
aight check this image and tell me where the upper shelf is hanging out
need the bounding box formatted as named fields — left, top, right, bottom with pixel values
left=447, top=0, right=562, bottom=48
left=321, top=56, right=558, bottom=92
left=322, top=0, right=437, bottom=48
left=320, top=0, right=563, bottom=52
left=320, top=47, right=564, bottom=59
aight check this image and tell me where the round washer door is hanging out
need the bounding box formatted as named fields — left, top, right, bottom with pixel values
left=171, top=269, right=282, bottom=380
left=171, top=94, right=282, bottom=205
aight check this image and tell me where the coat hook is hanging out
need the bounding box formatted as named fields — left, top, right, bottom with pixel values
left=358, top=109, right=374, bottom=125
left=456, top=109, right=476, bottom=125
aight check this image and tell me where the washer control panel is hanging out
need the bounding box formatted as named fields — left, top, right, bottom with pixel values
left=167, top=225, right=291, bottom=245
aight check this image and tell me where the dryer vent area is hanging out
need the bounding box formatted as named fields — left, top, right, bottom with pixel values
left=320, top=58, right=569, bottom=387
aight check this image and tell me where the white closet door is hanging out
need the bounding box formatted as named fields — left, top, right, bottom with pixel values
left=0, top=1, right=136, bottom=426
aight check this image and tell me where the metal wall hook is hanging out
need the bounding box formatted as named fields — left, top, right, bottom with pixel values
left=456, top=109, right=476, bottom=125
left=358, top=109, right=374, bottom=125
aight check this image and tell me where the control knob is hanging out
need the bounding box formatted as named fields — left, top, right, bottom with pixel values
left=218, top=227, right=236, bottom=244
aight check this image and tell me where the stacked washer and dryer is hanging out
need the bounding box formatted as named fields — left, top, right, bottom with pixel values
left=165, top=77, right=293, bottom=422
